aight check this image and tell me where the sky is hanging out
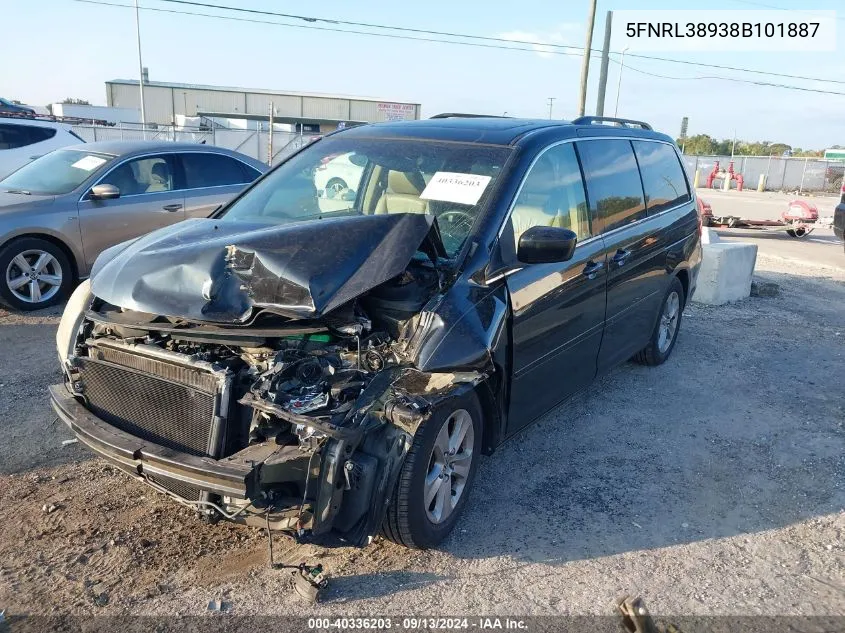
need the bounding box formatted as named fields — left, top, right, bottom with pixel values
left=3, top=0, right=844, bottom=149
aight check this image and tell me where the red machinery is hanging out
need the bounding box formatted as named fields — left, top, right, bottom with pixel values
left=704, top=199, right=819, bottom=238
left=706, top=161, right=745, bottom=192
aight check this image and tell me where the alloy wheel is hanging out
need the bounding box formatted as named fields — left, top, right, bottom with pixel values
left=5, top=249, right=63, bottom=305
left=657, top=290, right=680, bottom=354
left=424, top=408, right=475, bottom=524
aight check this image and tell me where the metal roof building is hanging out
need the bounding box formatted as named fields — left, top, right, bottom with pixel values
left=105, top=79, right=421, bottom=133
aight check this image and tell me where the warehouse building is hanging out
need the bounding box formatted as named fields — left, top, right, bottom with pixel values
left=105, top=79, right=421, bottom=133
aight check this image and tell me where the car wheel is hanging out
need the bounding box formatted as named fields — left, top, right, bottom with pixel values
left=325, top=178, right=347, bottom=199
left=0, top=237, right=73, bottom=311
left=382, top=391, right=483, bottom=549
left=633, top=276, right=685, bottom=367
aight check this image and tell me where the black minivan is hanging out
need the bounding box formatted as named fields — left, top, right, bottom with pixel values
left=52, top=115, right=702, bottom=550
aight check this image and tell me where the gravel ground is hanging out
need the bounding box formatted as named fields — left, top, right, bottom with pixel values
left=0, top=253, right=843, bottom=618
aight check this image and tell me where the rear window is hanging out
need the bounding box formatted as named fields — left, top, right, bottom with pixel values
left=0, top=123, right=57, bottom=150
left=577, top=139, right=646, bottom=232
left=181, top=153, right=252, bottom=188
left=632, top=141, right=690, bottom=214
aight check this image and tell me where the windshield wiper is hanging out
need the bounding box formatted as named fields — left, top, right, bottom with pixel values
left=4, top=189, right=31, bottom=195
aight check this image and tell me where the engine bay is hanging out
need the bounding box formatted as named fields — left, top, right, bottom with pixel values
left=65, top=259, right=445, bottom=542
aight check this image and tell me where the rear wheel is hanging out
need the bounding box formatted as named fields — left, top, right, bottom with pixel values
left=633, top=276, right=685, bottom=367
left=382, top=391, right=482, bottom=549
left=0, top=237, right=73, bottom=311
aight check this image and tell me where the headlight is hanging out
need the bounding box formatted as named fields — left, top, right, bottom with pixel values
left=56, top=279, right=93, bottom=366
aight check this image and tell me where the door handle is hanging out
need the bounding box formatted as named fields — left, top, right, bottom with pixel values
left=581, top=260, right=605, bottom=280
left=611, top=248, right=632, bottom=266
left=162, top=204, right=182, bottom=212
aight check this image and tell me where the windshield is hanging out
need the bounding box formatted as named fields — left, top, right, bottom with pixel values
left=219, top=136, right=512, bottom=257
left=0, top=148, right=115, bottom=195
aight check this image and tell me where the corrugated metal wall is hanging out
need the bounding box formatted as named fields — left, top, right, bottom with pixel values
left=106, top=82, right=420, bottom=125
left=302, top=97, right=350, bottom=121
left=109, top=83, right=174, bottom=124
left=181, top=89, right=245, bottom=116
left=246, top=93, right=301, bottom=117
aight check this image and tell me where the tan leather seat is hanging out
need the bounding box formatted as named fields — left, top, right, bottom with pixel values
left=374, top=171, right=429, bottom=214
left=511, top=157, right=557, bottom=243
left=145, top=162, right=170, bottom=193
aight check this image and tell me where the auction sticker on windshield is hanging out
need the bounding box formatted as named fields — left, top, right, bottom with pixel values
left=71, top=155, right=108, bottom=171
left=420, top=172, right=492, bottom=206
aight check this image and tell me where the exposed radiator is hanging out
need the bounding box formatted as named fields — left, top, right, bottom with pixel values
left=76, top=343, right=230, bottom=459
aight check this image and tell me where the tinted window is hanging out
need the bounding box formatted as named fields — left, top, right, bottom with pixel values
left=511, top=143, right=591, bottom=245
left=182, top=153, right=250, bottom=188
left=632, top=141, right=690, bottom=214
left=577, top=139, right=646, bottom=232
left=100, top=156, right=174, bottom=196
left=0, top=124, right=57, bottom=150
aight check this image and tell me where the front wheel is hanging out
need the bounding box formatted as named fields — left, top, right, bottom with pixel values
left=382, top=391, right=483, bottom=549
left=633, top=276, right=685, bottom=366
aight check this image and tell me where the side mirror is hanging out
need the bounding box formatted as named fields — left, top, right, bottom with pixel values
left=89, top=184, right=120, bottom=200
left=517, top=225, right=577, bottom=264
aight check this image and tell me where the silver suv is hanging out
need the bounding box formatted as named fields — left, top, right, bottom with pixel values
left=0, top=141, right=266, bottom=310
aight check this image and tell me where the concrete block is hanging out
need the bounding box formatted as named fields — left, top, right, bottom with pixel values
left=701, top=227, right=721, bottom=245
left=693, top=242, right=758, bottom=305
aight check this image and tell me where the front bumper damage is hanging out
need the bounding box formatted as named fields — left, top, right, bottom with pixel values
left=50, top=365, right=484, bottom=545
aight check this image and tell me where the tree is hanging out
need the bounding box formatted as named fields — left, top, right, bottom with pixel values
left=678, top=134, right=715, bottom=155
left=61, top=98, right=90, bottom=105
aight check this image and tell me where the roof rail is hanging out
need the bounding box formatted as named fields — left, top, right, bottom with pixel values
left=571, top=116, right=652, bottom=130
left=430, top=113, right=510, bottom=119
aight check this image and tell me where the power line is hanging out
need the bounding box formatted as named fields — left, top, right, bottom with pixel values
left=70, top=0, right=583, bottom=57
left=609, top=58, right=845, bottom=97
left=72, top=0, right=845, bottom=91
left=153, top=0, right=845, bottom=86
left=731, top=0, right=845, bottom=21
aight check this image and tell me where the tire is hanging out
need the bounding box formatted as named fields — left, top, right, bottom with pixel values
left=382, top=390, right=483, bottom=549
left=633, top=276, right=685, bottom=367
left=325, top=178, right=347, bottom=199
left=0, top=237, right=73, bottom=311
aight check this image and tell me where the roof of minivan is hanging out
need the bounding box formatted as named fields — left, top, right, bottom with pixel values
left=337, top=117, right=674, bottom=146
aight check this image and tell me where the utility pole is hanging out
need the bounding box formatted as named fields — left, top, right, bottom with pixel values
left=577, top=0, right=598, bottom=116
left=134, top=0, right=146, bottom=135
left=267, top=102, right=275, bottom=166
left=547, top=98, right=556, bottom=119
left=595, top=11, right=613, bottom=117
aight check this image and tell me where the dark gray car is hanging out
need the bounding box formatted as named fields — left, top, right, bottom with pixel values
left=0, top=141, right=266, bottom=310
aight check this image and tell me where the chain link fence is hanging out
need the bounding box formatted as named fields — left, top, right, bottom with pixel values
left=70, top=123, right=318, bottom=166
left=682, top=154, right=844, bottom=193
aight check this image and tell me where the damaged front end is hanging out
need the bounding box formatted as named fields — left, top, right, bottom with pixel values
left=51, top=214, right=489, bottom=546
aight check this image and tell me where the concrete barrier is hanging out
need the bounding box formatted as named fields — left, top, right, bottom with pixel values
left=700, top=227, right=720, bottom=245
left=693, top=242, right=758, bottom=305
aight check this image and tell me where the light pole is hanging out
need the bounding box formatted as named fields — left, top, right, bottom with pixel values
left=547, top=97, right=556, bottom=119
left=134, top=0, right=146, bottom=135
left=614, top=46, right=629, bottom=117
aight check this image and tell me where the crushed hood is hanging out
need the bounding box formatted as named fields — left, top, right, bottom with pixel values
left=90, top=213, right=443, bottom=323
